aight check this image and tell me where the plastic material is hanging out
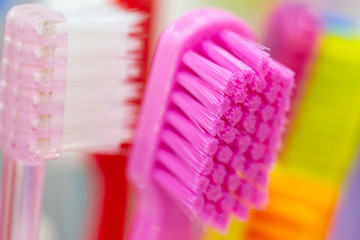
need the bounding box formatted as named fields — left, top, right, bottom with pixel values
left=243, top=168, right=338, bottom=240
left=265, top=2, right=321, bottom=83
left=128, top=8, right=294, bottom=239
left=0, top=4, right=68, bottom=240
left=0, top=3, right=145, bottom=240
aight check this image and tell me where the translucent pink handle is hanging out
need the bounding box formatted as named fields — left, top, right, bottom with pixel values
left=0, top=155, right=45, bottom=240
left=127, top=186, right=202, bottom=240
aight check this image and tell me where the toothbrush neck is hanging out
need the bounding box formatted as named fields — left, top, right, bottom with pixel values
left=128, top=185, right=201, bottom=240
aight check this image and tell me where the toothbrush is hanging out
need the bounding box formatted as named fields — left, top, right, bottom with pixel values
left=268, top=5, right=360, bottom=185
left=92, top=1, right=153, bottom=239
left=0, top=4, right=145, bottom=240
left=235, top=3, right=360, bottom=240
left=201, top=5, right=319, bottom=240
left=264, top=2, right=321, bottom=84
left=243, top=168, right=338, bottom=240
left=127, top=8, right=294, bottom=240
left=264, top=3, right=360, bottom=184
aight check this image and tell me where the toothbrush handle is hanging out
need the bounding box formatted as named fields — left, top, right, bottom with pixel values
left=0, top=155, right=45, bottom=240
left=128, top=187, right=202, bottom=240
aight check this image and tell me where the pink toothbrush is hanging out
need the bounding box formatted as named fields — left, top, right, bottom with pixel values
left=0, top=4, right=145, bottom=240
left=0, top=6, right=67, bottom=239
left=127, top=8, right=294, bottom=240
left=264, top=2, right=321, bottom=84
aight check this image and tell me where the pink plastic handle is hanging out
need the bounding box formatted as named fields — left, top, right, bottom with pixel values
left=0, top=156, right=45, bottom=240
left=127, top=8, right=255, bottom=240
left=0, top=5, right=68, bottom=240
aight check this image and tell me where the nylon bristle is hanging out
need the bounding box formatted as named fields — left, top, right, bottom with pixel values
left=62, top=6, right=145, bottom=152
left=154, top=29, right=294, bottom=228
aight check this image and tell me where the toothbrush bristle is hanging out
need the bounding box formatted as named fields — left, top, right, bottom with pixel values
left=153, top=30, right=294, bottom=228
left=61, top=6, right=145, bottom=152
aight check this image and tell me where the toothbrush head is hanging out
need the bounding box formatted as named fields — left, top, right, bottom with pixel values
left=128, top=8, right=294, bottom=229
left=264, top=2, right=321, bottom=82
left=0, top=4, right=146, bottom=162
left=0, top=4, right=68, bottom=162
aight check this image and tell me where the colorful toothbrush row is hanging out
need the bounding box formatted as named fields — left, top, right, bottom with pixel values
left=0, top=3, right=295, bottom=240
left=203, top=3, right=360, bottom=240
left=0, top=3, right=145, bottom=240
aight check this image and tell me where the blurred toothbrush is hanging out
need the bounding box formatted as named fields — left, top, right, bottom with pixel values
left=236, top=3, right=360, bottom=240
left=243, top=167, right=338, bottom=240
left=91, top=1, right=153, bottom=239
left=127, top=8, right=294, bottom=240
left=264, top=2, right=321, bottom=84
left=0, top=4, right=145, bottom=240
left=266, top=2, right=360, bottom=186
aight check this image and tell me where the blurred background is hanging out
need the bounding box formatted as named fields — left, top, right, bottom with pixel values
left=0, top=0, right=359, bottom=239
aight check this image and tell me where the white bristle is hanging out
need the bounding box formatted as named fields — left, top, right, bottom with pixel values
left=61, top=6, right=145, bottom=152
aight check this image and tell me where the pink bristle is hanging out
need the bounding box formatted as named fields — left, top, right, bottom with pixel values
left=206, top=184, right=223, bottom=202
left=166, top=111, right=219, bottom=155
left=254, top=171, right=269, bottom=188
left=278, top=95, right=291, bottom=112
left=262, top=152, right=275, bottom=167
left=172, top=91, right=225, bottom=135
left=154, top=169, right=202, bottom=215
left=250, top=188, right=267, bottom=208
left=147, top=21, right=294, bottom=229
left=259, top=105, right=275, bottom=122
left=216, top=145, right=233, bottom=164
left=249, top=142, right=266, bottom=161
left=241, top=162, right=263, bottom=180
left=161, top=130, right=213, bottom=175
left=199, top=177, right=211, bottom=193
left=240, top=113, right=257, bottom=134
left=177, top=71, right=232, bottom=116
left=224, top=104, right=243, bottom=126
left=218, top=30, right=270, bottom=74
left=256, top=122, right=271, bottom=142
left=250, top=75, right=267, bottom=93
left=214, top=212, right=230, bottom=229
left=219, top=193, right=236, bottom=211
left=202, top=203, right=217, bottom=220
left=269, top=59, right=295, bottom=97
left=266, top=61, right=281, bottom=80
left=233, top=202, right=249, bottom=220
left=234, top=135, right=252, bottom=154
left=157, top=150, right=209, bottom=194
left=244, top=184, right=267, bottom=209
left=225, top=174, right=241, bottom=192
left=264, top=81, right=281, bottom=104
left=219, top=125, right=238, bottom=144
left=182, top=50, right=238, bottom=95
left=201, top=40, right=254, bottom=84
left=230, top=153, right=246, bottom=171
left=211, top=164, right=227, bottom=185
left=270, top=134, right=283, bottom=152
left=244, top=95, right=262, bottom=113
left=271, top=111, right=285, bottom=130
left=196, top=195, right=206, bottom=210
left=236, top=180, right=255, bottom=203
left=231, top=84, right=248, bottom=104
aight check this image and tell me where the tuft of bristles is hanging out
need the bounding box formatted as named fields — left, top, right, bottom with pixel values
left=62, top=6, right=145, bottom=152
left=153, top=29, right=294, bottom=228
left=0, top=4, right=145, bottom=161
